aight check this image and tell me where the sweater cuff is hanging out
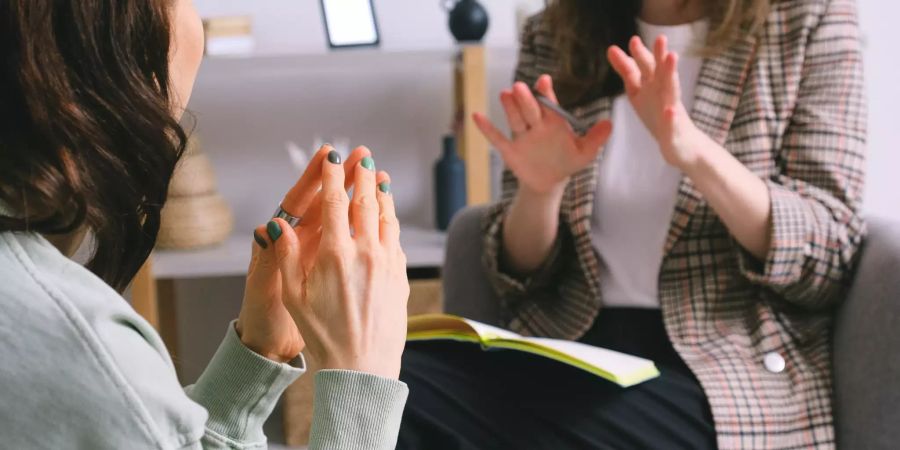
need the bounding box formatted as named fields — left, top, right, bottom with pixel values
left=736, top=180, right=813, bottom=287
left=309, top=370, right=409, bottom=450
left=187, top=320, right=305, bottom=444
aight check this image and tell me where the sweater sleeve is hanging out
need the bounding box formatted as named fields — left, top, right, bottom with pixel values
left=187, top=328, right=409, bottom=450
left=308, top=371, right=409, bottom=450
left=734, top=0, right=867, bottom=310
left=183, top=321, right=305, bottom=448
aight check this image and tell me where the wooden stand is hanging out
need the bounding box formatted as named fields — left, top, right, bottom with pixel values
left=455, top=46, right=491, bottom=206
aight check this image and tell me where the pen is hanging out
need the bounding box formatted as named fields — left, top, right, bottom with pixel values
left=534, top=93, right=586, bottom=134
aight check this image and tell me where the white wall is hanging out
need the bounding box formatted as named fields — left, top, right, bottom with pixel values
left=858, top=0, right=900, bottom=222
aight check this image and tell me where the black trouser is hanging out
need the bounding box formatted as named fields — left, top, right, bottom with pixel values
left=397, top=308, right=716, bottom=450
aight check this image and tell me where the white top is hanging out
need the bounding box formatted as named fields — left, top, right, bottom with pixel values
left=591, top=18, right=709, bottom=309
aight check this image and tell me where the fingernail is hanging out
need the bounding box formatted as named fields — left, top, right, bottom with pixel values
left=266, top=220, right=282, bottom=242
left=361, top=156, right=375, bottom=171
left=378, top=181, right=391, bottom=194
left=253, top=230, right=268, bottom=249
left=327, top=150, right=342, bottom=164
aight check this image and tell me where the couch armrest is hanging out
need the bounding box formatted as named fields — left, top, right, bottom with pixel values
left=442, top=206, right=502, bottom=325
left=833, top=217, right=900, bottom=448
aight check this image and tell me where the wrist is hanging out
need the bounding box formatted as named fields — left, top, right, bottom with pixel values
left=234, top=320, right=294, bottom=364
left=517, top=180, right=566, bottom=207
left=675, top=125, right=716, bottom=177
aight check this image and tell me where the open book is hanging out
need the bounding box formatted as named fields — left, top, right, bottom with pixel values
left=407, top=314, right=660, bottom=388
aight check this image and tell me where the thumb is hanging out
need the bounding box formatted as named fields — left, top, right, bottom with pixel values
left=577, top=120, right=613, bottom=162
left=247, top=224, right=283, bottom=301
left=250, top=224, right=276, bottom=272
left=268, top=218, right=303, bottom=295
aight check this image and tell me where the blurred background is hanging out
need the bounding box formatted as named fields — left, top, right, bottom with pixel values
left=138, top=1, right=898, bottom=447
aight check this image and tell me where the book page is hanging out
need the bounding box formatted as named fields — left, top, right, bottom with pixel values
left=516, top=337, right=653, bottom=378
left=462, top=319, right=522, bottom=340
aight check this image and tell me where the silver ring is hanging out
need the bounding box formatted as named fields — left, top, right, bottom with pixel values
left=272, top=206, right=302, bottom=227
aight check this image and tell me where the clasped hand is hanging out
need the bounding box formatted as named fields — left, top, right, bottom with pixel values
left=236, top=145, right=409, bottom=380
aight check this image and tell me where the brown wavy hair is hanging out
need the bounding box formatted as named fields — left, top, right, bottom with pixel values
left=544, top=0, right=772, bottom=108
left=0, top=1, right=187, bottom=291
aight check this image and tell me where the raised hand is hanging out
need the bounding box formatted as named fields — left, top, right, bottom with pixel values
left=237, top=145, right=375, bottom=363
left=473, top=75, right=612, bottom=195
left=607, top=35, right=702, bottom=169
left=272, top=153, right=409, bottom=380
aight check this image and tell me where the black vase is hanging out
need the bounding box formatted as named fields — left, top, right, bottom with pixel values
left=445, top=0, right=490, bottom=43
left=434, top=135, right=467, bottom=231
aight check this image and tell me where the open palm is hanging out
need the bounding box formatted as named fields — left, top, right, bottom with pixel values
left=607, top=35, right=700, bottom=169
left=474, top=75, right=612, bottom=195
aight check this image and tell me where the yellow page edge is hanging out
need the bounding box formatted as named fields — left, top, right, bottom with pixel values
left=488, top=339, right=660, bottom=388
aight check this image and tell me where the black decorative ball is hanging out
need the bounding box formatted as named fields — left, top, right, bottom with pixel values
left=447, top=0, right=490, bottom=43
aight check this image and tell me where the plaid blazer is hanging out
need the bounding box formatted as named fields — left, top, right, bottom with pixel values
left=481, top=0, right=867, bottom=447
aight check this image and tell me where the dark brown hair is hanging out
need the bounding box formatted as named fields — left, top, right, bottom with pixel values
left=0, top=1, right=187, bottom=291
left=543, top=0, right=771, bottom=108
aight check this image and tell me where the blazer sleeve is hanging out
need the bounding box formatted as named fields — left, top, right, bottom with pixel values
left=482, top=15, right=575, bottom=305
left=736, top=0, right=867, bottom=310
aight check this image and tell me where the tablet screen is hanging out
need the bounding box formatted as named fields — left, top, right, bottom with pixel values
left=321, top=0, right=380, bottom=48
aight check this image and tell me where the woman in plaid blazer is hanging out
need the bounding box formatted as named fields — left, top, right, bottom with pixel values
left=398, top=0, right=866, bottom=448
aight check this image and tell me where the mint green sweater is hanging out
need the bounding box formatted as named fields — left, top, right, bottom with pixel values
left=0, top=230, right=408, bottom=449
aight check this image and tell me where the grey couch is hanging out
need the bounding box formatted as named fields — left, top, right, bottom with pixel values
left=442, top=206, right=900, bottom=449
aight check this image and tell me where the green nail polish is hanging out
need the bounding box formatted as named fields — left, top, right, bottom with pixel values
left=361, top=157, right=375, bottom=171
left=327, top=150, right=342, bottom=164
left=253, top=231, right=268, bottom=249
left=266, top=221, right=282, bottom=242
left=379, top=181, right=391, bottom=194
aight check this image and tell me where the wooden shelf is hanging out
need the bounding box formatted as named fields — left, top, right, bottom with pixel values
left=152, top=226, right=446, bottom=280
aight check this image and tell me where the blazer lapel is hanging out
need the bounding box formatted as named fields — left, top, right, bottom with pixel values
left=663, top=32, right=760, bottom=254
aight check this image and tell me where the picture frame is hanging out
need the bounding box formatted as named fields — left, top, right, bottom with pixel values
left=320, top=0, right=381, bottom=49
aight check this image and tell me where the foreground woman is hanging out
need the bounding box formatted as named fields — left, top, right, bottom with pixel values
left=0, top=0, right=409, bottom=448
left=399, top=0, right=866, bottom=448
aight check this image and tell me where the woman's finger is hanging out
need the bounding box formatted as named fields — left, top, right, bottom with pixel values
left=269, top=218, right=303, bottom=294
left=350, top=155, right=379, bottom=244
left=473, top=112, right=513, bottom=155
left=248, top=226, right=265, bottom=273
left=342, top=146, right=373, bottom=190
left=249, top=224, right=283, bottom=291
left=280, top=145, right=330, bottom=217
left=628, top=36, right=656, bottom=82
left=297, top=146, right=372, bottom=234
left=320, top=148, right=351, bottom=244
left=663, top=52, right=681, bottom=103
left=653, top=35, right=668, bottom=67
left=607, top=46, right=642, bottom=96
left=533, top=74, right=559, bottom=104
left=375, top=171, right=400, bottom=247
left=512, top=81, right=542, bottom=127
left=500, top=90, right=528, bottom=135
left=576, top=120, right=613, bottom=161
